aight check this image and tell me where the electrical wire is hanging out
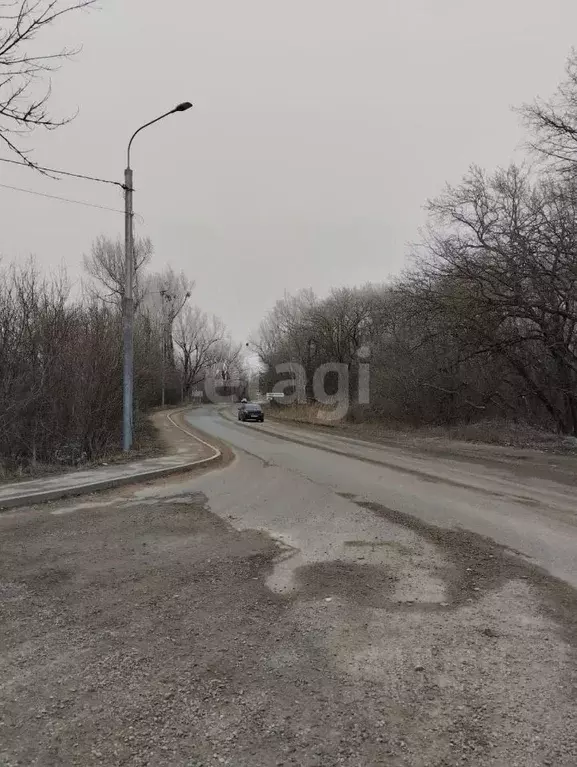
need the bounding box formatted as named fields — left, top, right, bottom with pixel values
left=0, top=156, right=124, bottom=188
left=0, top=181, right=144, bottom=222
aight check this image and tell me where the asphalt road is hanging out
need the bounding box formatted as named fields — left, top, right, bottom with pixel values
left=184, top=406, right=577, bottom=590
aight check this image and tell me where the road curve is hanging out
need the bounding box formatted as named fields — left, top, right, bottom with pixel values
left=185, top=405, right=577, bottom=589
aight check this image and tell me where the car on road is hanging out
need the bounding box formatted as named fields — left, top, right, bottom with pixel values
left=238, top=403, right=264, bottom=423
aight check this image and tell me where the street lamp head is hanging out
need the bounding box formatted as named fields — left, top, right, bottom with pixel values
left=173, top=102, right=193, bottom=112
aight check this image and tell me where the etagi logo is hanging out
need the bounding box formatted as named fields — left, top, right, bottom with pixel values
left=269, top=346, right=370, bottom=421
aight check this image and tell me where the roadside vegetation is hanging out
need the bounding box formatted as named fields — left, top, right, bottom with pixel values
left=255, top=51, right=577, bottom=448
left=0, top=249, right=246, bottom=479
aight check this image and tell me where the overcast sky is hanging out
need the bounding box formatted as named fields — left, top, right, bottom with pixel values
left=1, top=0, right=576, bottom=341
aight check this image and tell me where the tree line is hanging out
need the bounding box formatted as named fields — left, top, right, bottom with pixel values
left=0, top=240, right=245, bottom=472
left=255, top=52, right=577, bottom=437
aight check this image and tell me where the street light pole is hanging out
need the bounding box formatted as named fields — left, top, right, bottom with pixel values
left=122, top=101, right=192, bottom=451
left=123, top=165, right=134, bottom=451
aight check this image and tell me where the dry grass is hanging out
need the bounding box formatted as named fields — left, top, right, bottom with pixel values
left=0, top=415, right=163, bottom=485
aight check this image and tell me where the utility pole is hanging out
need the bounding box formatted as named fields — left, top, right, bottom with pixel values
left=122, top=102, right=192, bottom=451
left=123, top=166, right=134, bottom=451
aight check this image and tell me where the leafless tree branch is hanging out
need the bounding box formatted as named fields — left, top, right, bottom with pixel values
left=0, top=0, right=95, bottom=165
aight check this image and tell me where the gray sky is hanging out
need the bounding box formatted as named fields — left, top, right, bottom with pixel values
left=1, top=0, right=576, bottom=341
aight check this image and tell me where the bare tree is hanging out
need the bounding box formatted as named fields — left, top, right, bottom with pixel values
left=0, top=0, right=95, bottom=163
left=255, top=286, right=375, bottom=400
left=415, top=164, right=577, bottom=433
left=173, top=306, right=232, bottom=398
left=83, top=234, right=153, bottom=309
left=519, top=49, right=577, bottom=174
left=141, top=266, right=194, bottom=364
left=138, top=266, right=194, bottom=404
left=142, top=267, right=195, bottom=317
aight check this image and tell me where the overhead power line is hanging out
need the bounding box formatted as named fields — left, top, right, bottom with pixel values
left=0, top=156, right=124, bottom=189
left=0, top=182, right=135, bottom=217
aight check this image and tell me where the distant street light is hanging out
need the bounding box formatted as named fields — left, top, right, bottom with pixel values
left=122, top=102, right=193, bottom=451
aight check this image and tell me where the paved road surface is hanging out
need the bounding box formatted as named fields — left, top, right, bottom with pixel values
left=184, top=406, right=577, bottom=589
